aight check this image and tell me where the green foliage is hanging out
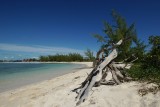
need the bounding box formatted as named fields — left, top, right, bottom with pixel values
left=142, top=35, right=160, bottom=69
left=23, top=58, right=38, bottom=62
left=149, top=35, right=160, bottom=57
left=127, top=65, right=143, bottom=80
left=39, top=53, right=83, bottom=62
left=128, top=65, right=160, bottom=83
left=93, top=34, right=106, bottom=43
left=93, top=10, right=139, bottom=61
left=149, top=35, right=160, bottom=46
left=39, top=56, right=49, bottom=62
left=92, top=10, right=160, bottom=84
left=142, top=54, right=160, bottom=69
left=84, top=49, right=95, bottom=61
left=68, top=53, right=83, bottom=62
left=130, top=40, right=147, bottom=62
left=128, top=36, right=160, bottom=83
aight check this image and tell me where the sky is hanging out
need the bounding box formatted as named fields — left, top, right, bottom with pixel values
left=0, top=0, right=160, bottom=60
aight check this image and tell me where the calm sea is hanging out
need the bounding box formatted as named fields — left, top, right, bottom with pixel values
left=0, top=63, right=85, bottom=93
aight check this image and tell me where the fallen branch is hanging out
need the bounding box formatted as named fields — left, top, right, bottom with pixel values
left=72, top=39, right=137, bottom=105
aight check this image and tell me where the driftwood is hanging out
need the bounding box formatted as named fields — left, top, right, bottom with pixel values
left=72, top=39, right=138, bottom=106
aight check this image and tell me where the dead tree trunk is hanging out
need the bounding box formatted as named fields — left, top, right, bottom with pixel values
left=93, top=48, right=105, bottom=67
left=72, top=39, right=137, bottom=106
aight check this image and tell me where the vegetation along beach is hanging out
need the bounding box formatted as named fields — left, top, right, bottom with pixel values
left=0, top=0, right=160, bottom=107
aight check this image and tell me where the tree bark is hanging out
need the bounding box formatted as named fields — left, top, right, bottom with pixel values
left=72, top=39, right=137, bottom=105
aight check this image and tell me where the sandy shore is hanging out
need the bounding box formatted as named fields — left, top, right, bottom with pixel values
left=0, top=62, right=160, bottom=107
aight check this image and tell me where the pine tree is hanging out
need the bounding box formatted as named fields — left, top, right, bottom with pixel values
left=93, top=10, right=138, bottom=61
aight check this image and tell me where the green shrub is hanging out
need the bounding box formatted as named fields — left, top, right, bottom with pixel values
left=127, top=65, right=160, bottom=83
left=39, top=53, right=84, bottom=62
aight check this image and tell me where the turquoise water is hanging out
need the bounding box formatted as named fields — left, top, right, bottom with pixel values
left=0, top=63, right=85, bottom=92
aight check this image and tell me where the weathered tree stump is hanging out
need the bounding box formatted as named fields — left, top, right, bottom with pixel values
left=72, top=39, right=138, bottom=106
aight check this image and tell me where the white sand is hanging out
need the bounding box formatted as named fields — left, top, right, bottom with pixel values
left=0, top=62, right=160, bottom=107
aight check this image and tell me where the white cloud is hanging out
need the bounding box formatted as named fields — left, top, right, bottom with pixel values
left=0, top=43, right=84, bottom=55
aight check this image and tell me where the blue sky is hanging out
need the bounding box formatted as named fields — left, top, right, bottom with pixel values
left=0, top=0, right=160, bottom=60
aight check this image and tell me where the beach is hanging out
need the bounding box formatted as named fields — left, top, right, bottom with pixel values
left=0, top=62, right=160, bottom=107
left=0, top=62, right=86, bottom=93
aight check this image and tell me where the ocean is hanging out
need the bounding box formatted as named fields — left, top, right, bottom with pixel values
left=0, top=62, right=85, bottom=92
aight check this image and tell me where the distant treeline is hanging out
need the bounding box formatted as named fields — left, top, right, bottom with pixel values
left=39, top=53, right=89, bottom=62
